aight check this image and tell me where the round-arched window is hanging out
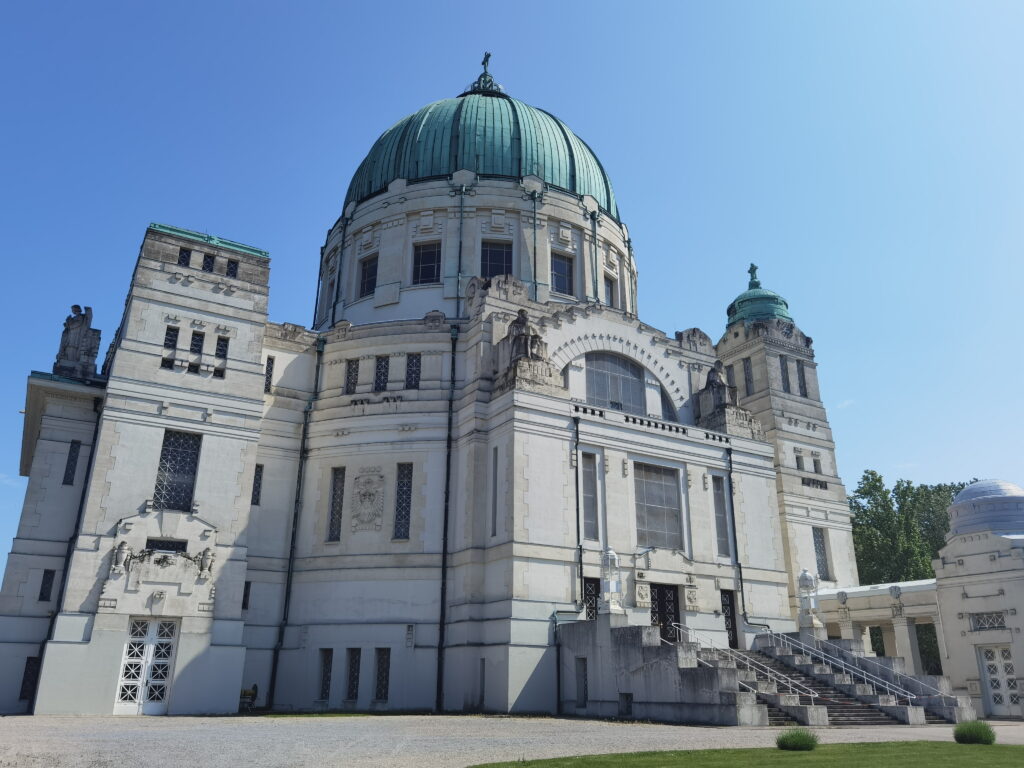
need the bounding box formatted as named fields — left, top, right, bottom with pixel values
left=585, top=352, right=645, bottom=415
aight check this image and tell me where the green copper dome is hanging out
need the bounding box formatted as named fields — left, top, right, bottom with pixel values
left=344, top=63, right=618, bottom=218
left=726, top=264, right=793, bottom=325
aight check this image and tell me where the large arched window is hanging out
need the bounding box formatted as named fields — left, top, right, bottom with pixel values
left=585, top=352, right=645, bottom=415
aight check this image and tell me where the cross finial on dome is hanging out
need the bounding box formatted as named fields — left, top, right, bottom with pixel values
left=482, top=51, right=491, bottom=73
left=748, top=263, right=761, bottom=289
left=463, top=52, right=503, bottom=96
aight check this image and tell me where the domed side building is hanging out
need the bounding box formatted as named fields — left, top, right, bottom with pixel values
left=1, top=62, right=871, bottom=719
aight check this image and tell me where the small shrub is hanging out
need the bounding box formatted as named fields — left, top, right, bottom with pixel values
left=776, top=728, right=818, bottom=751
left=953, top=720, right=995, bottom=745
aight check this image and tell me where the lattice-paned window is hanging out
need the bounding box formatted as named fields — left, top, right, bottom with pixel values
left=412, top=242, right=441, bottom=285
left=345, top=359, right=359, bottom=395
left=251, top=464, right=263, bottom=506
left=346, top=648, right=361, bottom=700
left=359, top=255, right=378, bottom=298
left=742, top=357, right=754, bottom=397
left=327, top=468, right=345, bottom=542
left=797, top=360, right=808, bottom=397
left=264, top=356, right=275, bottom=394
left=634, top=463, right=682, bottom=549
left=779, top=355, right=791, bottom=393
left=152, top=430, right=202, bottom=511
left=393, top=463, right=412, bottom=539
left=583, top=577, right=600, bottom=621
left=551, top=252, right=574, bottom=295
left=585, top=352, right=645, bottom=416
left=63, top=440, right=81, bottom=486
left=202, top=253, right=215, bottom=273
left=189, top=331, right=205, bottom=355
left=712, top=475, right=731, bottom=558
left=581, top=453, right=599, bottom=541
left=215, top=336, right=229, bottom=359
left=19, top=656, right=40, bottom=700
left=405, top=353, right=421, bottom=390
left=116, top=618, right=178, bottom=712
left=971, top=612, right=1007, bottom=631
left=226, top=259, right=239, bottom=279
left=813, top=526, right=831, bottom=581
left=374, top=648, right=390, bottom=701
left=373, top=356, right=389, bottom=392
left=38, top=569, right=55, bottom=602
left=318, top=648, right=333, bottom=701
left=164, top=326, right=179, bottom=349
left=481, top=241, right=512, bottom=278
left=177, top=248, right=191, bottom=268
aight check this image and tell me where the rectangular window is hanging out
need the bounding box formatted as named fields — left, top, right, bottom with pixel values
left=581, top=453, right=599, bottom=541
left=779, top=355, right=791, bottom=394
left=742, top=357, right=754, bottom=397
left=146, top=538, right=188, bottom=552
left=551, top=252, right=574, bottom=295
left=393, top=463, right=412, bottom=540
left=969, top=612, right=1007, bottom=631
left=634, top=463, right=683, bottom=549
left=725, top=364, right=735, bottom=388
left=242, top=580, right=251, bottom=610
left=604, top=276, right=616, bottom=307
left=412, top=242, right=441, bottom=285
left=264, top=356, right=275, bottom=393
left=215, top=336, right=229, bottom=359
left=575, top=657, right=588, bottom=708
left=328, top=468, right=345, bottom=542
left=796, top=454, right=805, bottom=471
left=38, top=569, right=55, bottom=602
left=491, top=446, right=499, bottom=537
left=189, top=331, right=205, bottom=355
left=160, top=358, right=175, bottom=370
left=164, top=326, right=179, bottom=349
left=359, top=255, right=378, bottom=298
left=346, top=648, right=361, bottom=700
left=813, top=458, right=822, bottom=474
left=481, top=241, right=512, bottom=279
left=797, top=360, right=808, bottom=397
left=318, top=648, right=333, bottom=701
left=226, top=259, right=239, bottom=279
left=177, top=248, right=191, bottom=268
left=583, top=577, right=600, bottom=621
left=187, top=362, right=200, bottom=375
left=405, top=353, right=421, bottom=389
left=251, top=464, right=264, bottom=505
left=802, top=477, right=829, bottom=490
left=813, top=527, right=831, bottom=581
left=19, top=656, right=40, bottom=701
left=374, top=648, right=390, bottom=701
left=62, top=440, right=81, bottom=486
left=202, top=253, right=215, bottom=273
left=345, top=359, right=359, bottom=395
left=152, top=430, right=202, bottom=511
left=373, top=356, right=389, bottom=392
left=212, top=368, right=224, bottom=379
left=712, top=475, right=731, bottom=558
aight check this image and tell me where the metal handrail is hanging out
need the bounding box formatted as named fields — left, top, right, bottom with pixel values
left=672, top=623, right=819, bottom=700
left=814, top=636, right=947, bottom=698
left=763, top=630, right=917, bottom=703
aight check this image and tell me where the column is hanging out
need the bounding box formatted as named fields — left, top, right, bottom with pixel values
left=891, top=617, right=922, bottom=675
left=881, top=623, right=898, bottom=658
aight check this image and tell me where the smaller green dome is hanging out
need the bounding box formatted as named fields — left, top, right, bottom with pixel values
left=726, top=264, right=793, bottom=325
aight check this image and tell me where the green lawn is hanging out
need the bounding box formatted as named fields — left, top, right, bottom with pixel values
left=470, top=741, right=1024, bottom=767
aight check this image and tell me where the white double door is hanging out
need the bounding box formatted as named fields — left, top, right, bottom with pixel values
left=114, top=618, right=179, bottom=715
left=980, top=645, right=1020, bottom=718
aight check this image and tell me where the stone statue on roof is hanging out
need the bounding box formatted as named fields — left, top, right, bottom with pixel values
left=54, top=304, right=101, bottom=380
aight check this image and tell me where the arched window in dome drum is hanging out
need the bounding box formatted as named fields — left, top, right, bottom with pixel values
left=584, top=352, right=645, bottom=416
left=660, top=388, right=677, bottom=422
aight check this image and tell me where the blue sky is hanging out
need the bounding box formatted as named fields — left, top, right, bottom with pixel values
left=1, top=2, right=1021, bottom=572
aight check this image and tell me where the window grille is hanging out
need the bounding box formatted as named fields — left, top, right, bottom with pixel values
left=585, top=352, right=645, bottom=416
left=797, top=360, right=808, bottom=397
left=551, top=252, right=574, bottom=295
left=359, top=256, right=378, bottom=298
left=226, top=260, right=239, bottom=279
left=583, top=577, right=600, bottom=621
left=393, top=463, right=412, bottom=539
left=152, top=430, right=201, bottom=511
left=742, top=357, right=754, bottom=397
left=634, top=463, right=683, bottom=549
left=481, top=241, right=512, bottom=278
left=813, top=527, right=831, bottom=580
left=319, top=648, right=333, bottom=701
left=405, top=353, right=421, bottom=390
left=19, top=656, right=40, bottom=701
left=201, top=253, right=215, bottom=273
left=779, top=355, right=791, bottom=393
left=971, top=612, right=1007, bottom=631
left=177, top=248, right=191, bottom=267
left=251, top=464, right=263, bottom=505
left=373, top=356, right=389, bottom=392
left=215, top=336, right=229, bottom=359
left=264, top=356, right=275, bottom=393
left=164, top=326, right=179, bottom=349
left=604, top=276, right=616, bottom=307
left=345, top=359, right=359, bottom=395
left=581, top=453, right=599, bottom=541
left=346, top=648, right=361, bottom=700
left=374, top=648, right=390, bottom=701
left=412, top=242, right=441, bottom=285
left=575, top=657, right=588, bottom=707
left=189, top=331, right=204, bottom=355
left=712, top=475, right=731, bottom=558
left=63, top=440, right=81, bottom=485
left=242, top=580, right=251, bottom=610
left=146, top=538, right=188, bottom=553
left=328, top=468, right=345, bottom=542
left=38, top=569, right=55, bottom=601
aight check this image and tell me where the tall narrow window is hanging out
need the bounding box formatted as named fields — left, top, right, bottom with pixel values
left=490, top=447, right=499, bottom=537
left=712, top=475, right=731, bottom=558
left=405, top=353, right=421, bottom=389
left=242, top=580, right=251, bottom=610
left=177, top=248, right=191, bottom=268
left=152, top=430, right=202, bottom=511
left=226, top=260, right=239, bottom=279
left=604, top=276, right=616, bottom=307
left=583, top=577, right=600, bottom=621
left=318, top=648, right=333, bottom=701
left=373, top=356, right=389, bottom=392
left=660, top=388, right=677, bottom=422
left=797, top=360, right=808, bottom=397
left=796, top=455, right=805, bottom=471
left=779, top=355, right=791, bottom=394
left=359, top=255, right=378, bottom=298
left=19, top=657, right=40, bottom=701
left=346, top=648, right=361, bottom=700
left=725, top=365, right=735, bottom=388
left=813, top=458, right=822, bottom=474
left=575, top=657, right=588, bottom=707
left=412, top=242, right=441, bottom=285
left=551, top=252, right=574, bottom=295
left=581, top=453, right=599, bottom=541
left=634, top=463, right=682, bottom=549
left=38, top=569, right=55, bottom=602
left=251, top=464, right=264, bottom=505
left=345, top=359, right=359, bottom=395
left=264, top=356, right=275, bottom=394
left=742, top=357, right=754, bottom=396
left=328, top=468, right=345, bottom=542
left=215, top=336, right=229, bottom=359
left=163, top=326, right=179, bottom=349
left=62, top=440, right=81, bottom=486
left=374, top=648, right=391, bottom=701
left=813, top=527, right=831, bottom=580
left=202, top=253, right=215, bottom=273
left=481, top=241, right=512, bottom=278
left=189, top=331, right=204, bottom=355
left=393, top=463, right=412, bottom=540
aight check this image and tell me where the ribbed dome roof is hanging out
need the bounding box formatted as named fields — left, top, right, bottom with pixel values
left=953, top=479, right=1024, bottom=505
left=726, top=264, right=793, bottom=325
left=948, top=479, right=1024, bottom=537
left=344, top=65, right=618, bottom=218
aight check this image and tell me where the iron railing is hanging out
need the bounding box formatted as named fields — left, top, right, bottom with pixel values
left=813, top=636, right=947, bottom=698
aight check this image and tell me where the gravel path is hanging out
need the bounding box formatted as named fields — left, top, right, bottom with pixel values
left=0, top=714, right=1021, bottom=767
